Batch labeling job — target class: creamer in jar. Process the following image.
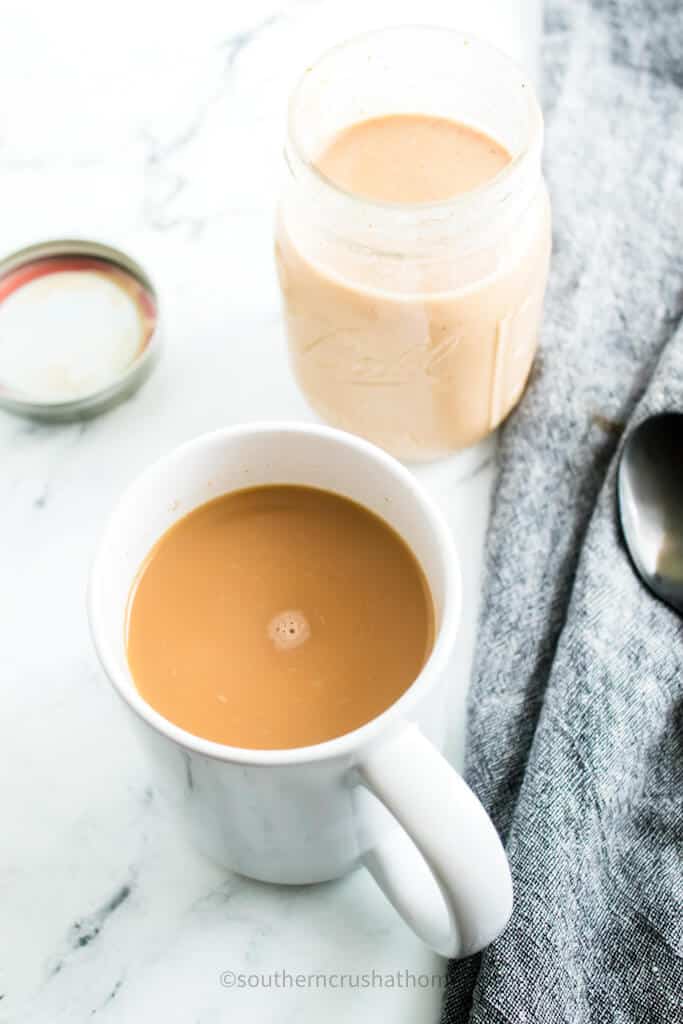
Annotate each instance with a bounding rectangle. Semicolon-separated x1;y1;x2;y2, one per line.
276;28;551;462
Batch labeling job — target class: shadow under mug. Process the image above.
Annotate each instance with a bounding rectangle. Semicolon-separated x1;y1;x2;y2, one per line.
88;422;512;957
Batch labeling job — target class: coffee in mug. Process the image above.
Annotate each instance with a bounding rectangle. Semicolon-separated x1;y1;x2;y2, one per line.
126;484;435;749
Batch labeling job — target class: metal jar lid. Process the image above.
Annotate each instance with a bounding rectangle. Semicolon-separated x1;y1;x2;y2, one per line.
0;239;161;422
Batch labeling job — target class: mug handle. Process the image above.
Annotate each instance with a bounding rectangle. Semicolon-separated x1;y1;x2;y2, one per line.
358;724;512;958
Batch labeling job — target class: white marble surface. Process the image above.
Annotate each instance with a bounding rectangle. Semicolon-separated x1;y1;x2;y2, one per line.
0;2;538;1021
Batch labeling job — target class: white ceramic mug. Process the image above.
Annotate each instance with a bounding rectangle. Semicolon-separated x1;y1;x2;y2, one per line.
88;422;512;957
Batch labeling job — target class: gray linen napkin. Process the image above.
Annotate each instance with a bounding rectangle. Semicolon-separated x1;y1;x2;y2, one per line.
441;1;683;1020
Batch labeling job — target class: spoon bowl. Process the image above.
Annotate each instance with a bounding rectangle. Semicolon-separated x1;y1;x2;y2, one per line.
617;412;683;614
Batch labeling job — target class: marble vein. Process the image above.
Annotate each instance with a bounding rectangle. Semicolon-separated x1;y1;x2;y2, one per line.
141;12;284;237
49;879;135;978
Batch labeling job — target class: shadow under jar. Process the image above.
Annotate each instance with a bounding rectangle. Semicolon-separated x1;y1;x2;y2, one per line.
275;27;551;463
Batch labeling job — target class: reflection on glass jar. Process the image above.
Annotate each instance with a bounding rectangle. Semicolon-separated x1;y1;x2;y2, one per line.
275;27;551;463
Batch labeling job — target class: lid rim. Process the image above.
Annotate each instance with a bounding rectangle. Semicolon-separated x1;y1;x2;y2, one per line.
0;238;157;295
0;238;161;422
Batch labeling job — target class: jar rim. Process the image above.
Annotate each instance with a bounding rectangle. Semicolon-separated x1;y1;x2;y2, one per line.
286;25;543;221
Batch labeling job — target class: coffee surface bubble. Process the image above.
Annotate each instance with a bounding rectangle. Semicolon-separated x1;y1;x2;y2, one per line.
268;609;311;650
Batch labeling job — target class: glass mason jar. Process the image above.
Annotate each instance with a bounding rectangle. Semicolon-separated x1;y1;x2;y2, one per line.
275;27;551;462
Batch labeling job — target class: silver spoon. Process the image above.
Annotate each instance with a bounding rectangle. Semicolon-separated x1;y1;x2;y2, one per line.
617;412;683;614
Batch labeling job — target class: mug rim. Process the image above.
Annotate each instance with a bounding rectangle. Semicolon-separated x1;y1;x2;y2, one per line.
87;421;462;765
